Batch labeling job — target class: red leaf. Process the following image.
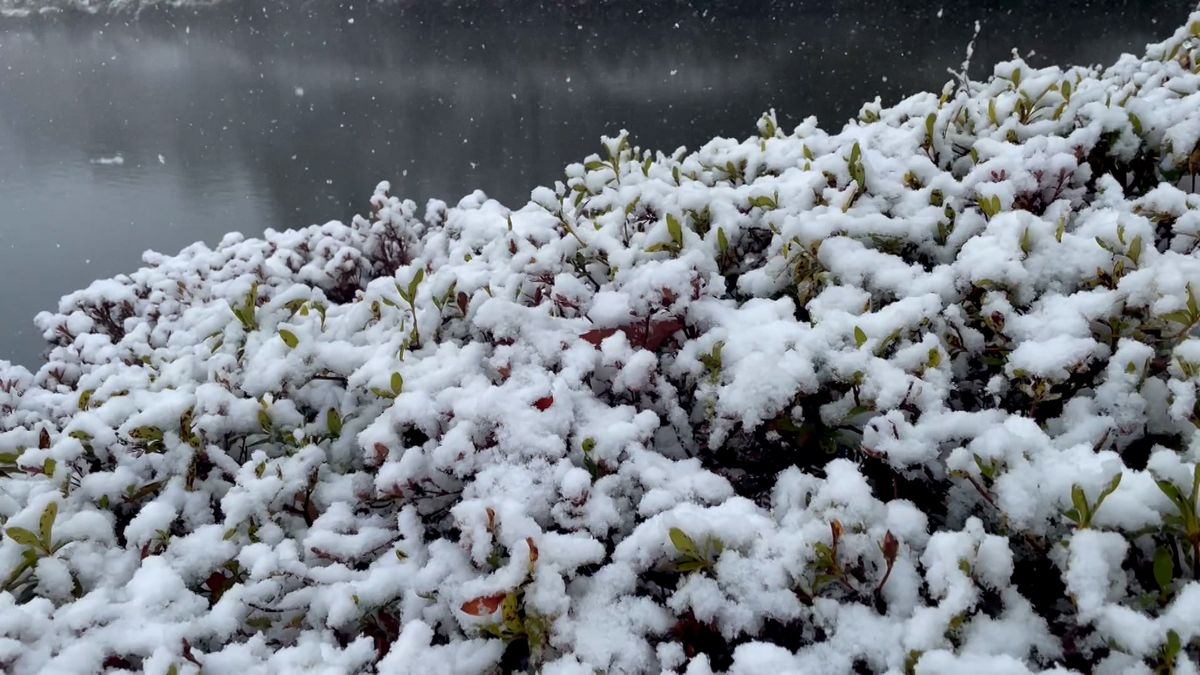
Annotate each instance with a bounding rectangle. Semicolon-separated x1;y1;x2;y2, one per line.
533;396;554;411
460;593;506;616
205;571;228;604
580;328;619;346
527;537;539;566
372;442;389;465
580;318;684;352
181;640;201;667
643;317;684;351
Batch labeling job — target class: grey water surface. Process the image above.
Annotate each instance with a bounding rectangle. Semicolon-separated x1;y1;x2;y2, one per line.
0;1;1194;366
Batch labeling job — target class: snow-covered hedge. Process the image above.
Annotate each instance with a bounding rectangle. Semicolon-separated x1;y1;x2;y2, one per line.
4;15;1200;675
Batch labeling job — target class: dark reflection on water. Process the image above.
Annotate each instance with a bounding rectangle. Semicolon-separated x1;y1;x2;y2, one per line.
0;1;1193;366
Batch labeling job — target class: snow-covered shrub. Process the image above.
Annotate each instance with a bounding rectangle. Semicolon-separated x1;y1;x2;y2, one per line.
3;14;1200;675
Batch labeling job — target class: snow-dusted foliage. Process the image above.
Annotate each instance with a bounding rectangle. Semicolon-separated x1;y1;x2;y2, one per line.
4;15;1200;675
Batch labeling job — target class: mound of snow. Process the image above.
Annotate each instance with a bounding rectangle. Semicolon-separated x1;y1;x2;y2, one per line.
3;13;1200;675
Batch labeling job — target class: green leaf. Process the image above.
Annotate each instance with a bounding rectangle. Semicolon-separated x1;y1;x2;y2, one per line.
327;408;343;437
390;372;403;396
243;281;258;318
1153;546;1174;594
583;160;606;171
408;268;425;303
669;527;699;558
39;502;56;549
854;326;868;348
43;458;56;478
674;560;709;573
1128;111;1143;135
1061;79;1071;101
501;592;521;633
849;142;861;166
927;348;942;368
716;227;729;257
78;389;94;411
5;527;41;549
278;329;299;349
1189;284;1199;318
1165;629;1182;662
1127;236;1143;266
1096;473;1122;508
666;214;683;246
1161;310;1195;325
1070;485;1090;527
1156;479;1186;507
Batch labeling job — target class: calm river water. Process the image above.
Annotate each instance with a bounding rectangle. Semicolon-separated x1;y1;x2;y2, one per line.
0;1;1193;366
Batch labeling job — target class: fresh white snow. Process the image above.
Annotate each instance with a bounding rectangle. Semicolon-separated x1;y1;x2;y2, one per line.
1;12;1200;675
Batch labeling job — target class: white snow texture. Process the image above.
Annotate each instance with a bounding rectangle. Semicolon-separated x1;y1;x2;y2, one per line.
2;12;1200;675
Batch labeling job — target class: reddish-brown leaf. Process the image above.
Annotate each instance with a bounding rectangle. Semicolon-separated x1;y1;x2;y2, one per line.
39;428;50;449
882;530;899;564
643;317;685;351
205;571;228;604
527;537;539;567
372;442;389;465
460;593;506;616
181;640;201;667
581;318;684;352
580;328;619;346
533;396;554;411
